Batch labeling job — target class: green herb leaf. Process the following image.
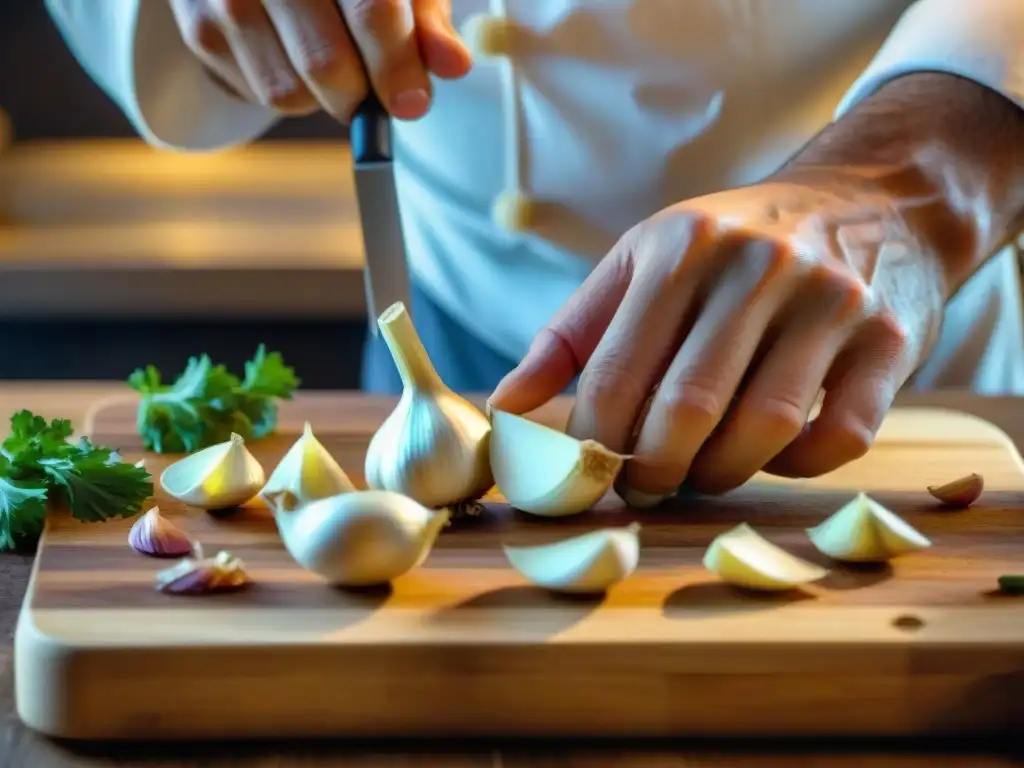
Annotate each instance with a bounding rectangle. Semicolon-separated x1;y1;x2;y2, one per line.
0;456;49;551
0;411;154;551
129;346;298;453
41;452;153;524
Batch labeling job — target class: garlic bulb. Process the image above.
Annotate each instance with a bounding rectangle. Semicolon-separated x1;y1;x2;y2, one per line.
807;492;931;563
128;506;194;557
156;548;249;594
274;489;450;586
364;302;493;508
503;523;641;594
160;433;265;510
260;422;355;513
489;409;623;517
704;523;828;592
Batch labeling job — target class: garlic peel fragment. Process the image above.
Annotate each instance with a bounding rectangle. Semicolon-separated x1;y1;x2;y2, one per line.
489;409;622;517
364;302;493;508
807;492;931;563
160;432;265;510
704;523;828;592
128;506;194;557
260;421;355;512
503;522;641;594
156;548;249;594
274;489;449;587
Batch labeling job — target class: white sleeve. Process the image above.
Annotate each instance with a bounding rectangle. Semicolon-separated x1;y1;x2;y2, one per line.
836;0;1024;118
45;0;280;152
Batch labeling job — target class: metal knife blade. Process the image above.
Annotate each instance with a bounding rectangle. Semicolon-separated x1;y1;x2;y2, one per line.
350;95;412;334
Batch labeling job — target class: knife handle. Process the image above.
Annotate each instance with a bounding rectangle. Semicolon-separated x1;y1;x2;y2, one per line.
350;93;392;164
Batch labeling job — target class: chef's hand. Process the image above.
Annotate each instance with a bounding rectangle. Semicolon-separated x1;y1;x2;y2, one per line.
170;0;472;121
488;178;949;502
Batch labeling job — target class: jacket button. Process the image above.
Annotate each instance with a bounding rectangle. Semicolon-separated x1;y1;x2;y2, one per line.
493;190;543;233
461;14;522;59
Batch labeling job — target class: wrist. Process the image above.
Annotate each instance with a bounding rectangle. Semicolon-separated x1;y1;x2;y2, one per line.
776;73;1024;294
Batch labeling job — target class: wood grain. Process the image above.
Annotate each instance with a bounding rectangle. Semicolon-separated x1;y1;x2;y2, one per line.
13;394;1024;743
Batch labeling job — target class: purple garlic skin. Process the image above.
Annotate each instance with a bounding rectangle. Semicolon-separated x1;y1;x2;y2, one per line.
128;506;194;558
156;550;250;595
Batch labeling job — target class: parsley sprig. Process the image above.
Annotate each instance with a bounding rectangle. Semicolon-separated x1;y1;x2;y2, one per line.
128;345;299;454
0;411;153;551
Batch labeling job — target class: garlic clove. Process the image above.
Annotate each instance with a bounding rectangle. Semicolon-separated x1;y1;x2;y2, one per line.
489;409;623;517
128;505;194;558
156;549;249;595
502;522;641;594
703;523;828;592
160;433;266;510
806;492;931;563
364;302;494;509
927;473;983;508
274;489;450;587
260;422;355;512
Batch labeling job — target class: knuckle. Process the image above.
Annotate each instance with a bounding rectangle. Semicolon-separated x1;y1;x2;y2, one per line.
818;420;874;468
751;394;807;438
579;360;647;413
872;314;913;356
658;378;725;426
810;266;870;320
346;0;406;37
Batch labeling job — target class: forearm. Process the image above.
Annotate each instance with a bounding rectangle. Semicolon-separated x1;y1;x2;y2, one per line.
779;72;1024;294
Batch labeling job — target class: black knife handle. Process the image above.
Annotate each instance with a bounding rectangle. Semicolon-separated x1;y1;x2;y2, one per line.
350;93;392;164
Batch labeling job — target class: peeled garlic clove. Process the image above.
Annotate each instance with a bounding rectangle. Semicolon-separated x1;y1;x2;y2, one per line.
489;409;622;517
365;302;494;509
704;523;828;592
807;492;931;563
260;422;355;512
160;433;266;510
156;549;249;595
927;473;983;508
503;522;641;594
274;489;450;587
128;506;194;558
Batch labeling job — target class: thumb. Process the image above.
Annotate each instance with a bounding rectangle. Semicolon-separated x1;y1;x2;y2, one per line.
488;248;633;414
413;0;472;79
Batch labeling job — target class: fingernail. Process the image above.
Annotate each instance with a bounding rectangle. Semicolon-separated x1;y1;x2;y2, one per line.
617;485;672;509
391;88;430;119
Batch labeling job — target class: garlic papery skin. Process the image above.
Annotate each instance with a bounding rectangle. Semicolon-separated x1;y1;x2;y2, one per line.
703;523;829;592
273;489;450;587
503;523;641;594
489;409;623;517
160;433;266;511
128;506;194;558
156;549;249;595
806;492;931;563
364;302;493;508
260;422;356;513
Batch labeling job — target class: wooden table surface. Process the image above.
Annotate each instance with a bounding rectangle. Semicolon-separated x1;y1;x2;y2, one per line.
2;382;1024;767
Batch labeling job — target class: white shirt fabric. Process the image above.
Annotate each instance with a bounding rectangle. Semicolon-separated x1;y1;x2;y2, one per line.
46;0;1024;394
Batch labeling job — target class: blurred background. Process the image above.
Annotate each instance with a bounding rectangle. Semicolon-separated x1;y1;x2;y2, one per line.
0;3;369;388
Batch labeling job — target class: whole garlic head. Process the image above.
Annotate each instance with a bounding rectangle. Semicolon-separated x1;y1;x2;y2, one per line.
260;422;355;512
364;302;493;508
274;489;450;587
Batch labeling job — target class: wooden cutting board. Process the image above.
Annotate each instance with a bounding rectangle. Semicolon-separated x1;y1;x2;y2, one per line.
15;394;1024;740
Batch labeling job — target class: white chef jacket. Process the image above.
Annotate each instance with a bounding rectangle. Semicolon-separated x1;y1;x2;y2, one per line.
46;0;1024;394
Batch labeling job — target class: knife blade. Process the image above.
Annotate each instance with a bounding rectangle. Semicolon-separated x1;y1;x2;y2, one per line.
350;94;412;334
